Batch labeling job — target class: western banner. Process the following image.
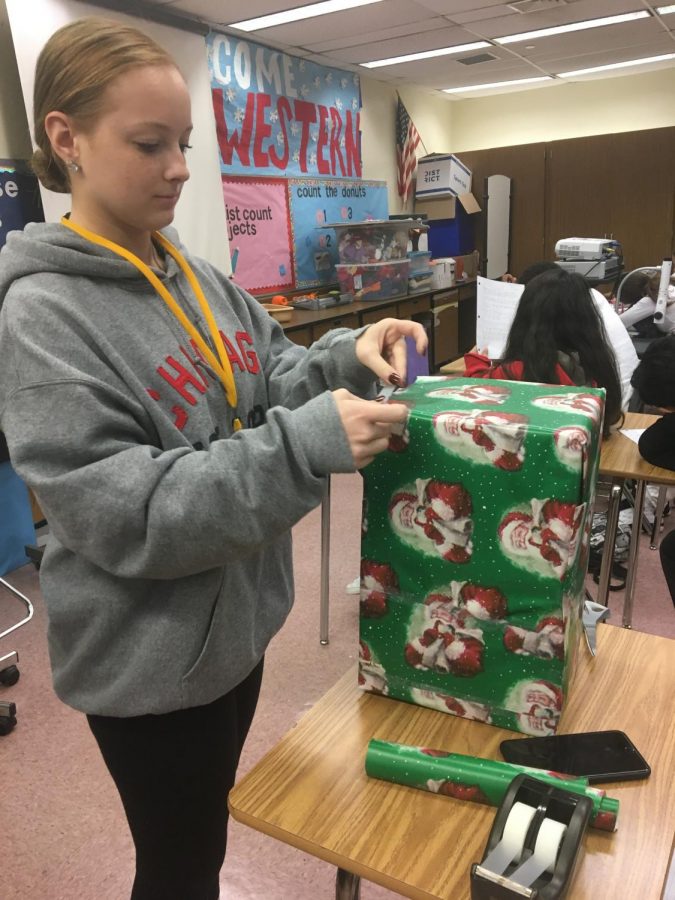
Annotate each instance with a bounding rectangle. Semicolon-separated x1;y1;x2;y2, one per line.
207;32;362;179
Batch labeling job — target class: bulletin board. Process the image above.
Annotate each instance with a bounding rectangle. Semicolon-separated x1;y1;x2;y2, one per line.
0;161;44;248
222;176;294;294
289;178;389;289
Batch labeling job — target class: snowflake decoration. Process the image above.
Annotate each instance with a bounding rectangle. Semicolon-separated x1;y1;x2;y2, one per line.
276;132;285;146
335;97;343;111
325;72;333;84
352;97;360;111
309;152;317;166
269;109;279;123
301;84;311;98
340;77;348;89
310;128;319;143
313;76;321;88
226;87;236;103
292;150;300;163
290;122;301;137
234;107;245;123
352;73;360;86
340;137;346;148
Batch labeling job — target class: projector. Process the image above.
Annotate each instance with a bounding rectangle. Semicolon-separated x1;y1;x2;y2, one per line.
555;238;620;261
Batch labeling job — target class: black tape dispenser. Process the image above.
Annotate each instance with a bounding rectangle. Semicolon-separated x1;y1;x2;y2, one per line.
470;774;593;900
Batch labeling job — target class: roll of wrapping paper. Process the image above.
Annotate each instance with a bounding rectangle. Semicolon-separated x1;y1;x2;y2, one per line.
365;740;618;831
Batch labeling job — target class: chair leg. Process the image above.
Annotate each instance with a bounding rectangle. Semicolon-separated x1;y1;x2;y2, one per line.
320;476;331;646
650;484;668;550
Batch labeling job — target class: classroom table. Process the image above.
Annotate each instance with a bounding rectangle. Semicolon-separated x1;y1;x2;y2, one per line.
597;412;675;626
229;625;675;900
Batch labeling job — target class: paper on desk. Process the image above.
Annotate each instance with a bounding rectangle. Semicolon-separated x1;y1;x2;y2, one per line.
620;429;645;444
476;277;524;359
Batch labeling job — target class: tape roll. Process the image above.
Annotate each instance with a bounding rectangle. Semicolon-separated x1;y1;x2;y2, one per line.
511;817;567;887
481;801;537;875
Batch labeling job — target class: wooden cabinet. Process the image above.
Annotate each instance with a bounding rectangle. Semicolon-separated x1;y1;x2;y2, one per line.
286;327;312;347
398;294;432;319
360;306;395;327
312;313;359;341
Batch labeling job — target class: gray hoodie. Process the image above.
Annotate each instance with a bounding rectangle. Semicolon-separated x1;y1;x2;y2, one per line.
0;223;374;715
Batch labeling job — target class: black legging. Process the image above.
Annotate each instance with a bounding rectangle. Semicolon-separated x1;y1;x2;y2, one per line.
659;529;675;608
87;658;264;900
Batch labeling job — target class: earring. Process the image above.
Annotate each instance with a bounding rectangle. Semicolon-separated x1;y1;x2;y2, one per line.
66;160;80;174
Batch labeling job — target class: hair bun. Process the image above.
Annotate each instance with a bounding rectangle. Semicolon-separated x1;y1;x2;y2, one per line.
31;146;69;194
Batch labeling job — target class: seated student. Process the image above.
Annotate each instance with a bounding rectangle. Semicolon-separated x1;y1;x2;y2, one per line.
500;261;637;409
618;268;675;336
466;267;623;436
630;336;675;608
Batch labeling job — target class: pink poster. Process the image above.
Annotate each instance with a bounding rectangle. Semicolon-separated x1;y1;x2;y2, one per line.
222;176;294;294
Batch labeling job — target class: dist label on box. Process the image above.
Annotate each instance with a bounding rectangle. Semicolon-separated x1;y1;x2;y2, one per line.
416;154;472;199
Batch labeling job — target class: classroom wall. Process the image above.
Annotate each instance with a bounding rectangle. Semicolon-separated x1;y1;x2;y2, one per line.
0;0;31;158
452;67;675;153
360;78;453;216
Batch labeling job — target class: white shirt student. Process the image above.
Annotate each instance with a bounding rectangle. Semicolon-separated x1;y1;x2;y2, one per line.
590;289;639;410
619;286;675;335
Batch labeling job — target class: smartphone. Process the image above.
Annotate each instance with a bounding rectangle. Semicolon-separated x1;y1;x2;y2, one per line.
500;730;651;784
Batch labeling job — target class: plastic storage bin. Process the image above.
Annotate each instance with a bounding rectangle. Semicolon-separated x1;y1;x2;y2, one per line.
408;270;434;293
323;222;410;265
336;260;410;301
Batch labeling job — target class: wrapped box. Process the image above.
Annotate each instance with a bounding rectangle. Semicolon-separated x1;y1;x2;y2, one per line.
336;259;410;301
359;376;604;735
416;154;473;199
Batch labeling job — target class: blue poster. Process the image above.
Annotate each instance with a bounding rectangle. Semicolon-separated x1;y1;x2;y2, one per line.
288;179;389;289
207;32;362;180
0;161;44;248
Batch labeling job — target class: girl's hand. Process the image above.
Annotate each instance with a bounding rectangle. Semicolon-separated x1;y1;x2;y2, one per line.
355;318;428;387
332;389;408;469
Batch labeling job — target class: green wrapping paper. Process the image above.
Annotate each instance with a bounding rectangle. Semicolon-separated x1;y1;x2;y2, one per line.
359;376;604;735
365;740;619;832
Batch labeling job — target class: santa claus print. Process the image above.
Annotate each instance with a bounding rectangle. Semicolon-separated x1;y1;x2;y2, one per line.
426;581;509;620
554;425;590;473
411;687;492;723
433;409;528;471
358;640;389;695
360;560;399;618
505;679;563;735
504;615;565;660
387;418;410;453
389;478;474;563
427;383;510;405
532;392;603;423
498;498;583;580
427;779;490;805
405;595;488;676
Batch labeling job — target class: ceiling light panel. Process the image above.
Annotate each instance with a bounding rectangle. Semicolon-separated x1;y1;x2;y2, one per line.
512;18;661;63
444;75;553;93
362;41;491;68
495;10;650;44
558;52;675;77
656;5;675;13
230;0;384;31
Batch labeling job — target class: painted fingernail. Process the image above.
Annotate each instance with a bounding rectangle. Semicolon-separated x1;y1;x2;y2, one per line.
374;395;386;402
389;373;405;388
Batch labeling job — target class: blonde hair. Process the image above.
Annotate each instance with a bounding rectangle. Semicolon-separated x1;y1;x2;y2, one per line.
32;17;177;193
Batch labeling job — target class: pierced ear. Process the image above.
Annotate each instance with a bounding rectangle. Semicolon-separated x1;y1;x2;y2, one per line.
44;110;78;167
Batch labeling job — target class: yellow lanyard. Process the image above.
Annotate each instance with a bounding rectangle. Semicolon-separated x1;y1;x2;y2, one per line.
60;217;242;430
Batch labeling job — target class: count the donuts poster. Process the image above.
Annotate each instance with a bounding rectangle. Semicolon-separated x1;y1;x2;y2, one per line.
289;178;389;289
222;176;294;294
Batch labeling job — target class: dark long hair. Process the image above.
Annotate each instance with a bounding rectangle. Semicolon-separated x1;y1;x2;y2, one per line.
500;268;622;435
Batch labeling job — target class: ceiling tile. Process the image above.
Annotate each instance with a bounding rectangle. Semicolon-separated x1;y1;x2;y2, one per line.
304;16;446;53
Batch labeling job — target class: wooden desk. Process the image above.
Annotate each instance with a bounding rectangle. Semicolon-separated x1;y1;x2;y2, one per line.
229;626;675;900
276;282;478;369
598;413;675;626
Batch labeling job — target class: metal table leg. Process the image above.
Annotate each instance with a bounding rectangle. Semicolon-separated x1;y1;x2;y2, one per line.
336;868;361;899
650;484;668;550
320;476;331;646
622;479;646;629
596;481;622;607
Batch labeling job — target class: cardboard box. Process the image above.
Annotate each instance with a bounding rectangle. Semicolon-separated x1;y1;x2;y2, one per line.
416;154;473;199
454;250;480;281
415;193;482;220
359;377;604;735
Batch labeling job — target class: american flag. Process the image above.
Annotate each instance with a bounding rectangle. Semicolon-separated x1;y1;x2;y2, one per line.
396;95;421;201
